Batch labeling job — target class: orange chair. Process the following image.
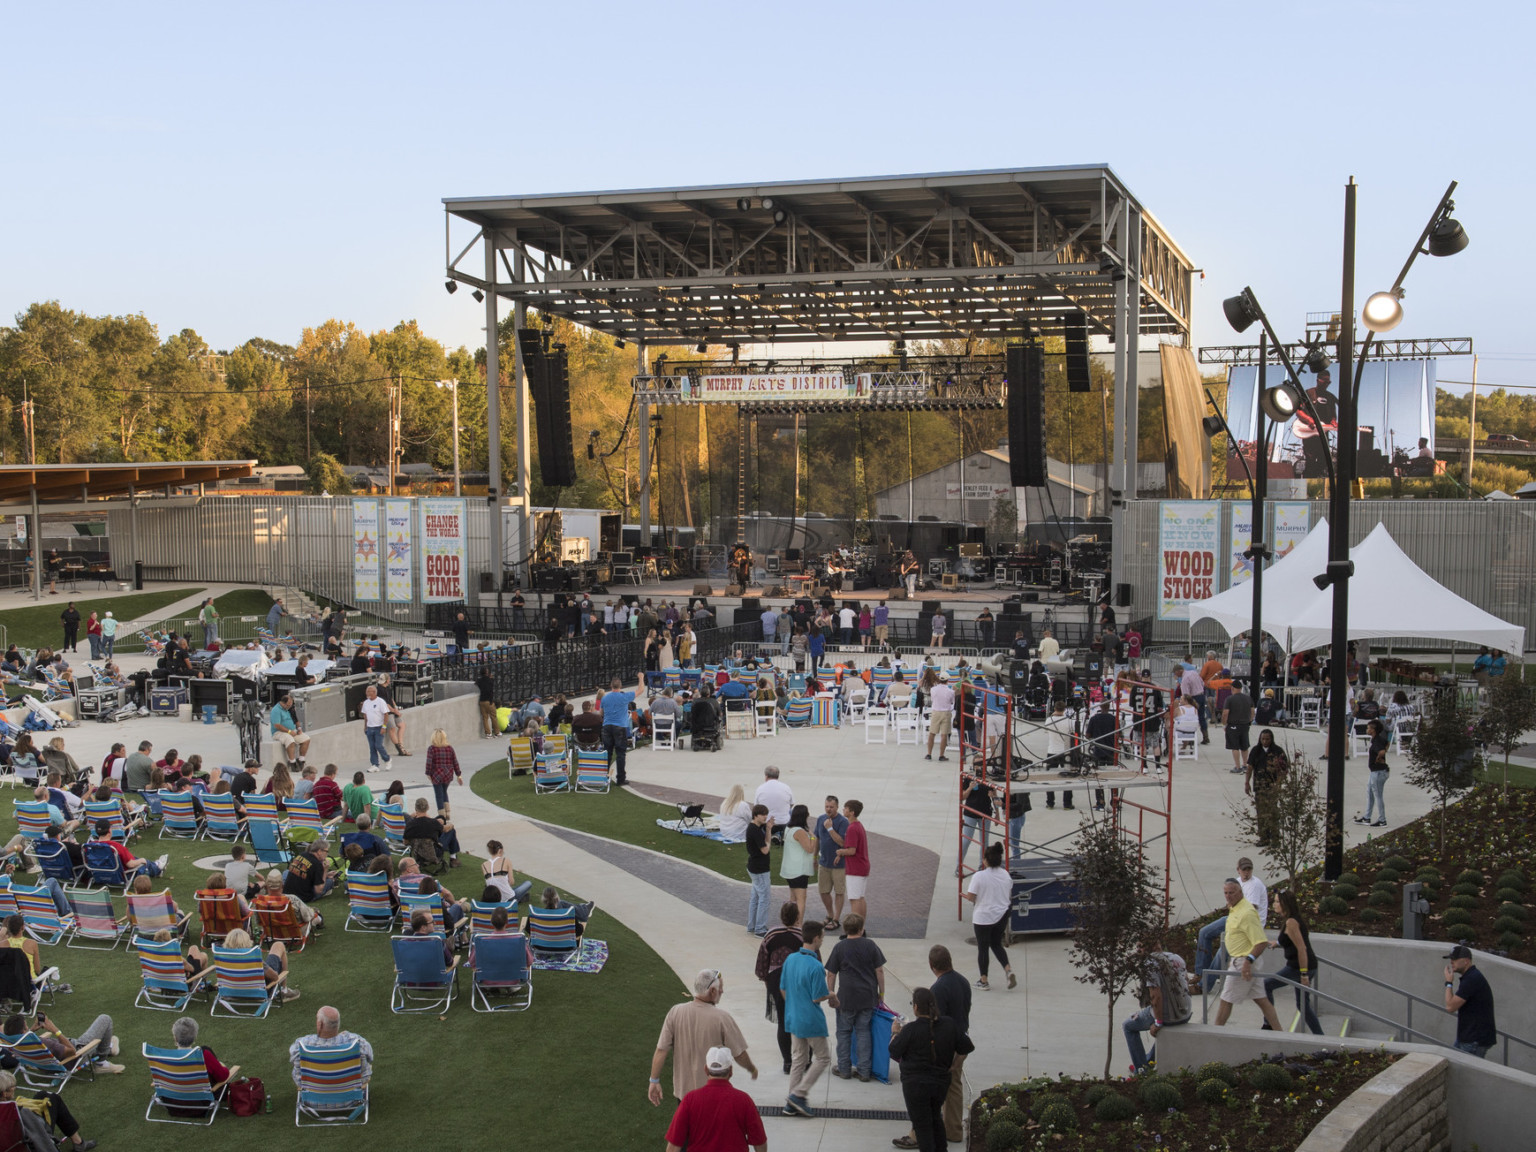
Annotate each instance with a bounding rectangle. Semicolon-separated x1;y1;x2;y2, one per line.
252;894;313;952
195;888;249;947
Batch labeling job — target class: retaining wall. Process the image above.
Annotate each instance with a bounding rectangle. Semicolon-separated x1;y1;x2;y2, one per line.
1296;1052;1448;1152
258;681;480;770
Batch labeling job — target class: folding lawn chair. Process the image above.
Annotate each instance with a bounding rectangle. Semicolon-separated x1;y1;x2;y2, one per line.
134;936;210;1012
398;892;464;946
127;889;190;940
0;1100;24;1152
32;839;87;890
377;804;406;856
344;870;395;933
252;897;313;952
390;934;459;1014
0;1028;99;1092
84;798;140;842
573;748;610;793
11;802;52;844
14;885;73;945
247;819;292;866
542;733;569;761
242;793;286;825
157;793;204;839
783;698;813;728
469;931;533;1012
652;714;677;751
209;944;285;1017
0;879;16;920
293;1040;370;1127
533;753;570;794
507;737;534;777
65;888;129;949
143;1043;239;1125
82;840;144;891
468;900;519;936
525;904;582;960
283;798;339;839
0;941;57;1017
199;794;246;842
675;802;706;831
195;888;249;947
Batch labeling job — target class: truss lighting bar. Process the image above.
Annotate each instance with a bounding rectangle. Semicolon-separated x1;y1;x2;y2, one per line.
1199;336;1473;365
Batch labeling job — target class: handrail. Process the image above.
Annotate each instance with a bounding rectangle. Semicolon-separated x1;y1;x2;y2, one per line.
1197;967;1450;1050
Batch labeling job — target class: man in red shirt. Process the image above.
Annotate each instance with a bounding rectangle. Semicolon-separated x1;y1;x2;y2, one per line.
665;1046;767;1152
836;799;870;925
310;764;344;820
90;821;168;877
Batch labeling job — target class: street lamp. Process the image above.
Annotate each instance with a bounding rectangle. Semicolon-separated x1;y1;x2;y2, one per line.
434;379;461;497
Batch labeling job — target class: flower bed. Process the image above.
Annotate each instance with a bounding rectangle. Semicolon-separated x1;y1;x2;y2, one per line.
970;1050;1399;1152
1166;785;1535;965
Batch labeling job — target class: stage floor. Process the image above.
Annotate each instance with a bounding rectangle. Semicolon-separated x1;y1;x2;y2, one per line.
521;575;1087;610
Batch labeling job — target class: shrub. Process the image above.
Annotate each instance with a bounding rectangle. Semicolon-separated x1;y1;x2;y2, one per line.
1319;895;1351;916
1031;1094;1065;1119
1451;882;1483;897
1337;871;1362;886
1140;1079;1182;1111
990;1106;1027;1129
1384;855;1414;872
1359;908;1384;923
1367;890;1395;907
1037;1099;1078;1133
1496;871;1526;892
1449;894;1481;910
1375;868;1401;884
1197;1062;1239;1087
1441;907;1472;926
1495;888;1524;905
1085;1084;1116;1107
1498;932;1525;951
1095;1093;1138;1123
1494;915;1525;935
1196;1078;1230;1105
1416;866;1442;880
1448;922;1475;941
1332;883;1359;901
1420;886;1441;903
1499;903;1528;922
985;1119;1024;1152
1458;869;1485;886
1249;1063;1294;1092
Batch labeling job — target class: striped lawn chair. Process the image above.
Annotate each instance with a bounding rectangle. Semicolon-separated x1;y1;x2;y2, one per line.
390;935;459;1014
294;1040;371;1126
574;748;610;793
200;794;246;842
33;838;87;890
84;798;139;842
525;905;581;960
783;697;814;727
377;804;406;856
247;819;292;866
195;888;248;947
398;892;463;946
535;742;568;782
542;733;569;761
870;666;895;700
663;668;682;691
252;895;313;952
344;870;394;933
15;884;73;945
469;931;533;1012
396;873;427;898
158;793;203;839
12;801;52;843
65;888;128;949
468;900;519;936
127;890;191;940
141;789;165;821
242;794;286;825
209;944;284;1017
144;1043;239;1125
0;1029;99;1092
507;737;534;777
533;752;570;794
134;937;210;1013
283;798;339;839
680;668;702;690
0;877;16;919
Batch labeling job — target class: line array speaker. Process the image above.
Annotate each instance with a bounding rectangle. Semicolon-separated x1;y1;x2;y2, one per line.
1064;311;1091;393
519;331;578;487
1007;344;1046;488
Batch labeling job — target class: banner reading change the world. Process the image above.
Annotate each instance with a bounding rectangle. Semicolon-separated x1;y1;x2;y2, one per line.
421;497;467;603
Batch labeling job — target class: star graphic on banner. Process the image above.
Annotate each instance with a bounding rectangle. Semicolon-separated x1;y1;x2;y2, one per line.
355;533;378;561
387;538;410;562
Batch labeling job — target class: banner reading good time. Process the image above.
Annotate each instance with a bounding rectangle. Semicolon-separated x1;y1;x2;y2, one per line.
421;497;467;603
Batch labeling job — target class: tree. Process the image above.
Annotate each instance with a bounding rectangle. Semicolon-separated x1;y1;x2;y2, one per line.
306;451;352;495
1476;676;1536;791
1068;815;1165;1080
1405;692;1478;853
1227;741;1333;889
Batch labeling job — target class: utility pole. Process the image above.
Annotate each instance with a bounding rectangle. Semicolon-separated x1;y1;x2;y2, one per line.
1464;354;1478;490
305;378;312;460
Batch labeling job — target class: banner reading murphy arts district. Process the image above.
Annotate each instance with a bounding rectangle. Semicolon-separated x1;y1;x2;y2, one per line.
1229;503;1254;586
1272;501;1312;560
352;498;380;602
1158;500;1221;621
385;498;413;602
421;497;467;603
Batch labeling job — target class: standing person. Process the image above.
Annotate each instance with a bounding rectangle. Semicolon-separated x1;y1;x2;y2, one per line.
358;685;393;772
1211;877;1283;1030
86;611;102;660
835;799;869;924
1244;729;1288;846
813;795;848;930
789;626;808;673
825;912;886;1082
199;598;220;647
807;626;825;679
929;609;947;650
925;673;955;762
1264;890;1323;1035
1355;719;1390;828
976;607;995;649
893;945;973;1149
888;986;972;1152
601;673;647;787
957;777;992;874
99;611;118;658
760;604;778;647
900;550;920;598
963;843;1016;990
266;597;288;634
873;600;890;650
745;805;774;937
1195;857;1267;991
647;970;757;1108
780;804;816;925
1178;657;1208;744
475;668;497;739
756;902;803;1076
1042;699;1076;811
857;604;871;649
1443;945;1497;1058
450;611;470;654
663;1047;767;1152
59;602;81;652
780;919;832;1118
838;603;856;646
1122;950;1192;1073
424;729;463;818
1221;684;1253;773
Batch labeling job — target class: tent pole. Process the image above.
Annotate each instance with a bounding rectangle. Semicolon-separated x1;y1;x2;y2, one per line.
1449;642;1455;678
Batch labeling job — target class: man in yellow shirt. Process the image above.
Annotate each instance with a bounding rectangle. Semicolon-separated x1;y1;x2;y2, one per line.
1212;879;1282;1028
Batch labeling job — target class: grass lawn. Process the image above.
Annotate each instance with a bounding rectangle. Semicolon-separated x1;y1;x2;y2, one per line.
0;589;202;650
11;824;685;1150
473;758;778;881
210;589;276;620
1476;759;1536;790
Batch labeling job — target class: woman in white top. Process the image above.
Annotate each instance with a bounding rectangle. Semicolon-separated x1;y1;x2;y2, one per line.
963;842;1016;990
481;839;517;902
716;784;752;840
779;804;817;923
658;631;675;671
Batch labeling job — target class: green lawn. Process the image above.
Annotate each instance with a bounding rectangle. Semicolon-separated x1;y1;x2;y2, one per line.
13;827;686;1150
473;758;777;881
1476;759;1536;789
0;589;202;650
211;589;276;619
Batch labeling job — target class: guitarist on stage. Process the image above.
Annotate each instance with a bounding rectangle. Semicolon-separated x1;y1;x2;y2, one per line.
1293;369;1339;480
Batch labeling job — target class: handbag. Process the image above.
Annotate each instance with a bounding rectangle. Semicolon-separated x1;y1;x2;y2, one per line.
228;1076;266;1116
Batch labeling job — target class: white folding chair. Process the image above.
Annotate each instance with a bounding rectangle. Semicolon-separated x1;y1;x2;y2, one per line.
1393;717;1418;755
1173;724;1199;761
755;700;778;738
653;714;676;751
847;690;869;723
864;704;889;744
894;705;922;746
1348;718;1373;758
1299;697;1322;732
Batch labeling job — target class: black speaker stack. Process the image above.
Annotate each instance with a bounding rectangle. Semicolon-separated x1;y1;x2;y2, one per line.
1007;344;1046;487
518;330;578;487
1064;311;1091;393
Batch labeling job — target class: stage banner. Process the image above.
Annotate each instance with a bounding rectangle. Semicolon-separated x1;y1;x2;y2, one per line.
694;373;851;401
421;497;467;603
945;482;1014;500
352;499;380;602
1157;500;1220;621
1229;503;1254;586
385;498;413;602
1272;501;1312;560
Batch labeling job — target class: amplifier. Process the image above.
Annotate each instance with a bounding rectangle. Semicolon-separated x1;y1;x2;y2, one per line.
187;678;232;719
149;686;187;716
395;661;435;681
77;686;128;717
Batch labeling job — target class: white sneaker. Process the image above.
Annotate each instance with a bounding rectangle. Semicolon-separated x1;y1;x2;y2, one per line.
154;855;169;873
96;1061;125;1074
109;1036;120;1056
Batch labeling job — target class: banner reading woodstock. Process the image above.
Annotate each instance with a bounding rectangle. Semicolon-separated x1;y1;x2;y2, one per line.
693;373;853;401
420;498;467;603
352;499;380;602
1272;501;1312;559
1158;500;1221;620
385;498;413;602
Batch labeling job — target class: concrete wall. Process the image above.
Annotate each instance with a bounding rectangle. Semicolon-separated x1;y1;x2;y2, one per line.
258;681;480;768
1297;1053;1448;1152
1158;1027;1536;1152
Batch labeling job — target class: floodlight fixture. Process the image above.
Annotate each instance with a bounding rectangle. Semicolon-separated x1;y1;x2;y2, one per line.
1201;414;1226;438
1222;288;1262;333
772;209;787;224
695;341;708;353
1312;559;1355;591
1259;382;1303;424
1361;290;1404;334
736;198;751;211
1302;346;1330;374
471;288;484;303
761;197;775;211
444;280;457;295
615;336;627;349
1427;212;1469;257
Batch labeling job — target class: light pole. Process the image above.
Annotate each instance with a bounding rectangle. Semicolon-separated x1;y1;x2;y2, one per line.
435;379;461;497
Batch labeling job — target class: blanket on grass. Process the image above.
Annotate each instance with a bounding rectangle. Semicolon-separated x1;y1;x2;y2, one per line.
532;938;608;973
654;818;744;844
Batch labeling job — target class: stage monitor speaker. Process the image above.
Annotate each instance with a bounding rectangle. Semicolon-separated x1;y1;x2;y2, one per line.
1007;344;1046;487
1009;660;1030;695
725;584;743;596
1023;591;1039;603
693;584;713;597
921;600;942;614
886;588;907;600
739;597;761;614
1064;311;1091;393
1116;582;1132;607
519;332;578;488
479;572;496;594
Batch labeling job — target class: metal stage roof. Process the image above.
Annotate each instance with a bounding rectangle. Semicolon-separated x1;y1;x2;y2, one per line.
444;166;1194;346
0;462;256;508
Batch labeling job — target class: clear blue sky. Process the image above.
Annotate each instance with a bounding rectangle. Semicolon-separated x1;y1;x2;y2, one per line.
4;1;1532;393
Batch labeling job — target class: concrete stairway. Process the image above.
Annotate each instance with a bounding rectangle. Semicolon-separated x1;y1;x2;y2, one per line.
275;586;324;622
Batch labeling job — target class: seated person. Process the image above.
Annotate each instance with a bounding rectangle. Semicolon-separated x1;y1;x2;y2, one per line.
288;1006;373;1086
196;871;252;933
166;775;206;817
650;688;682;731
403;797;460;869
254;869;323;931
407;908;458;971
2;1008;122;1074
545;694;571;730
168;1014;233;1095
536;885;594;939
1254;688;1286;727
292;765;318;802
0;913;65;994
341;772;375;825
514;695;546;731
716;784;752;839
309;764;344;820
220;928;300;1001
154;928;209;983
228;761;261;818
283;840;335;904
91;782;146;831
886;670;913;709
468;905;530;970
9;736;41;786
41;739;83;789
0;1065;95;1149
717;677;753;707
341;813;389;865
1172;698;1200;736
154;749;186;778
87;822;167;878
414;875;468;938
569;700;604;747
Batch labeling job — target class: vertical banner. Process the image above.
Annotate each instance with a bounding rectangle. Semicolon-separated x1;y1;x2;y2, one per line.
1272;502;1312;560
421;497;467;603
352;499;380;601
1229;503;1255;585
1157;500;1221;620
385;498;413;602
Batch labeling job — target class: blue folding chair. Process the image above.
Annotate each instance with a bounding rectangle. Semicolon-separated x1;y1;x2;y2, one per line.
143;1043;238;1125
469;932;533;1012
0;1029;98;1092
525;904;582;960
209;945;285;1018
83;839;143;891
390;934;459;1013
247;819;291;866
134;936;210;1012
158;793;203;840
200;794;246;843
293;1040;370;1126
32;838;87;889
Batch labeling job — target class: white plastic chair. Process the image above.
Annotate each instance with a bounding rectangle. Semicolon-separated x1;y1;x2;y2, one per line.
848;690;869;723
653;714;676;751
755;700;778;738
1393;717;1418;754
894;706;922;746
1348;719;1374;758
1173;722;1199;761
864;704;889;744
1299;698;1322;732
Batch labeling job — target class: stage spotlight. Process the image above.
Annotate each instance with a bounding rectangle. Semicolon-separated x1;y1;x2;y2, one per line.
471;288;484;303
1259;382;1303;424
1427;212;1469;257
444;280;457;295
761;197;775;210
1361;290;1403;333
1202;414;1226;438
615;336;627;349
1222;288;1262;333
736;197;751;211
1302;346;1330;374
696;341;708;353
772;209;787;224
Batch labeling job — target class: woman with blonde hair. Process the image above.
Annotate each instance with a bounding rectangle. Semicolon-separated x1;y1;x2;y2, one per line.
264;761;295;809
424;728;463;817
717;784;752;840
221;927;299;1001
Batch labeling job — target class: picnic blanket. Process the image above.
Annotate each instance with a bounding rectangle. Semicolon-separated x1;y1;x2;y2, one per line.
532;939;608;974
654;818;745;844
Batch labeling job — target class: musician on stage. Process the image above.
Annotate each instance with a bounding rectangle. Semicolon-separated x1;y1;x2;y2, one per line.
899;550;920;598
1293;369;1339;479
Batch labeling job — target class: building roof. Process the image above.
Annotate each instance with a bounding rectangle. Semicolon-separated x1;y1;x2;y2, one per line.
0;462;255;508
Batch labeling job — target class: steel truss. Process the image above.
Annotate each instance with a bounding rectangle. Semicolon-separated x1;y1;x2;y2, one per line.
1199;336;1473;365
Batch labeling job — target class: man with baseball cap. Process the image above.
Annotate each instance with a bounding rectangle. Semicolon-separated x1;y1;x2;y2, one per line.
664;1045;767;1152
1443;945;1497;1058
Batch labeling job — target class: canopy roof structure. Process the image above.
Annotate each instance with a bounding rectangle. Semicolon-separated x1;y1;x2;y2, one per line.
0;462;256;510
1186;520;1332;636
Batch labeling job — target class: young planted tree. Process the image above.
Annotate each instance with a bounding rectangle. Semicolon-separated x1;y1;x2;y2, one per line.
1476;675;1536;791
1068;814;1165;1080
1228;741;1333;890
1405;692;1478;854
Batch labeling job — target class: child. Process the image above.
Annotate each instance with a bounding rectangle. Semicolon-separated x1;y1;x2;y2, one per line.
224;844;259;899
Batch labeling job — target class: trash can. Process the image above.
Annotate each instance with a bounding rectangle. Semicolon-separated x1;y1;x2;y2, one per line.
134;560;144;590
